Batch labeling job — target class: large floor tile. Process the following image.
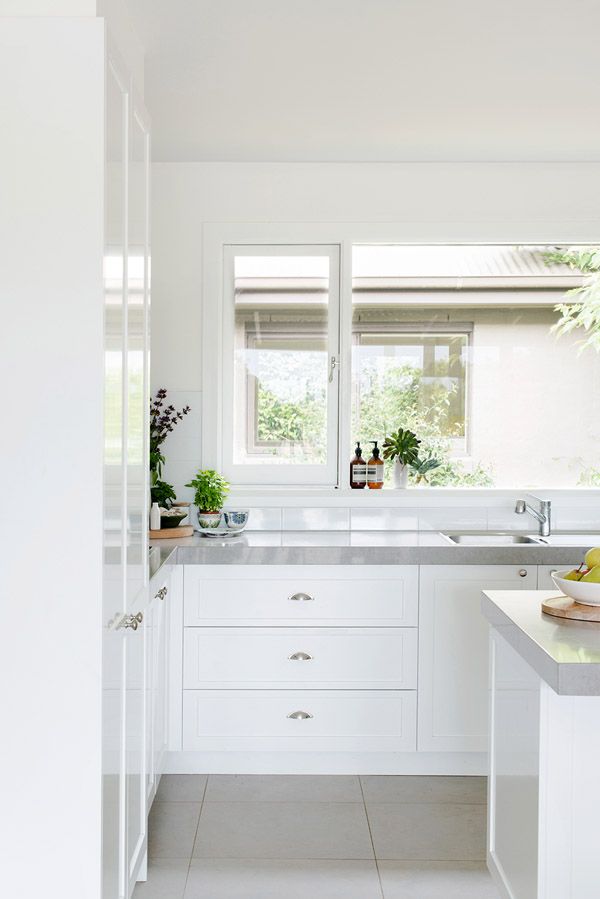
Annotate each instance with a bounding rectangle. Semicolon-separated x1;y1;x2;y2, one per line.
205;774;363;803
193;800;374;860
133;859;189;899
148;802;202;859
378;860;499;898
157;775;208;802
184;859;382;899
367;802;486;861
361;776;487;805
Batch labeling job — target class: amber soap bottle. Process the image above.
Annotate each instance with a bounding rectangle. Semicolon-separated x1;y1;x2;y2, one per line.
367;441;384;489
350;442;367;488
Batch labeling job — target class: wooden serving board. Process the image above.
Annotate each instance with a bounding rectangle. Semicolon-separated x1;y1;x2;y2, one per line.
542;594;600;622
149;525;194;540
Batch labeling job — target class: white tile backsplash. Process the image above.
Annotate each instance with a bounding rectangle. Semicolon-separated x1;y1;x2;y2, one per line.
243;508;283;531
418;507;487;531
282;507;350;531
553;506;600;530
350;508;420;531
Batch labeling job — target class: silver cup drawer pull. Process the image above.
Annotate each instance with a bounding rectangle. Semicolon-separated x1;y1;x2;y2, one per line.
287;710;313;720
288;651;313;661
288;592;315;602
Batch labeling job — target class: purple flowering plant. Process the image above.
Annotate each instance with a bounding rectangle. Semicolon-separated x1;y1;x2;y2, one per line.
150;388;190;507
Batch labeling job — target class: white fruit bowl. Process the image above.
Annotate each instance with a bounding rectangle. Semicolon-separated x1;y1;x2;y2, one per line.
551;569;600;606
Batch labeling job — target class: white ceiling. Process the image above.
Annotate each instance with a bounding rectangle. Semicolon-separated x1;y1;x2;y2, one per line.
126;0;600;163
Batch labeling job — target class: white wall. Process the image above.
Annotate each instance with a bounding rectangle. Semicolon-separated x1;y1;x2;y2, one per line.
151;161;600;498
0;17;105;899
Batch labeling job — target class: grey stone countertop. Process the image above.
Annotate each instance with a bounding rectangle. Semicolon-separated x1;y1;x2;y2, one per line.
149;530;588;569
482;590;600;695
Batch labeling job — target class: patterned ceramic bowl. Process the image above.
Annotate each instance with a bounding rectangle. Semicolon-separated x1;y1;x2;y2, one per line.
223;510;250;532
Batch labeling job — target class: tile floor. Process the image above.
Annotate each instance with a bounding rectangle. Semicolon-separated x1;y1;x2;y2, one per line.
134;775;500;898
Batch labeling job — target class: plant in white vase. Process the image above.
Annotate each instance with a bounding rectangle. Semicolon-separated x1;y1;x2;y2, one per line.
382;428;421;489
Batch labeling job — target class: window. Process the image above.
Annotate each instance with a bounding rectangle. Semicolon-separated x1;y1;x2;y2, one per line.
221;246;340;485
352;325;470;454
208;237;595;489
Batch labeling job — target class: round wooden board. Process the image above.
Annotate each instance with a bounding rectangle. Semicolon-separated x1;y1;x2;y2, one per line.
542;594;600;622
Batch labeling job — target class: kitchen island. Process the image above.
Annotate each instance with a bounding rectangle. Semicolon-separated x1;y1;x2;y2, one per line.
482;590;600;899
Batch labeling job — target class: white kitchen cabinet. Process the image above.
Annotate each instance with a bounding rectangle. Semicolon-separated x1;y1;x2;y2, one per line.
179;564;419;766
537;563;580;589
124;589;148;897
418;564;534;753
145;568;172;806
184;564;418;626
183;689;417;753
102;44;152;899
183;627;418;690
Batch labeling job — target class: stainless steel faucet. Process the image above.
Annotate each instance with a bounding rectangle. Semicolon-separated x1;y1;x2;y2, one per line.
515;495;551;537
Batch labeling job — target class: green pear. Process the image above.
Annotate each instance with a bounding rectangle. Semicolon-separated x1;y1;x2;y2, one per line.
581;566;600;584
585;547;600;569
563;568;587;581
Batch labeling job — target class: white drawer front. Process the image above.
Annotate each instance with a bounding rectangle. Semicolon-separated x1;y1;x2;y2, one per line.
183;627;418;690
183;565;418;626
183;689;417;752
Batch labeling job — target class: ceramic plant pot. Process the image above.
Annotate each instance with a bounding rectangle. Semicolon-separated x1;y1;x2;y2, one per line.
392;459;409;489
197;510;222;529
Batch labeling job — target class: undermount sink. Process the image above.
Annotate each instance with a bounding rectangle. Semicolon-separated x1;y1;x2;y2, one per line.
442;531;542;546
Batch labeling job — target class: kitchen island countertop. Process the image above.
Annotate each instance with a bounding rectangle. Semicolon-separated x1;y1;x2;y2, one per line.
482;589;600;695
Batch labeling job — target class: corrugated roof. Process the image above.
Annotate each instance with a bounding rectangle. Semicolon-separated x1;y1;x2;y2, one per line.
351;245;587;279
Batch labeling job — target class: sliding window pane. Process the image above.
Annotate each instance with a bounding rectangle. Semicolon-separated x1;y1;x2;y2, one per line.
352;244;599;488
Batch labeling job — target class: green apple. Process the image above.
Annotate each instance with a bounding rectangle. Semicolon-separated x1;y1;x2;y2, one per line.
585;547;600;569
563;568;586;581
581;565;600;584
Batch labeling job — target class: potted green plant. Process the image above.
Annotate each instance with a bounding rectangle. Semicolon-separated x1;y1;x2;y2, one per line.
382;428;421;488
411;453;441;485
185;469;230;528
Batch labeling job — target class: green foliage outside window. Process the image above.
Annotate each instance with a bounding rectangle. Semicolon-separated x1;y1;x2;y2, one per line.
254;359;493;486
544;248;600;485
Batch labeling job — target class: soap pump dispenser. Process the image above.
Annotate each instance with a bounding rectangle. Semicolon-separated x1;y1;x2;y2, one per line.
367;441;384;489
350;442;367;489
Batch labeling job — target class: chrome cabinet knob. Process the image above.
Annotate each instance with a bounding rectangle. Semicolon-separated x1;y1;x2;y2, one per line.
118;611;144;631
518;569;528;578
288;651;313;661
287;710;313;720
288;592;315;602
156;586;168;601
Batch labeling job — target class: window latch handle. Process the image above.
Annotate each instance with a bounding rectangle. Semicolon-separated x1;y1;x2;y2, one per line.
329;355;339;383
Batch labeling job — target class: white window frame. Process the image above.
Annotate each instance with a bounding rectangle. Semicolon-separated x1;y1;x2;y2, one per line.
205;237;342;486
203;224;590;491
